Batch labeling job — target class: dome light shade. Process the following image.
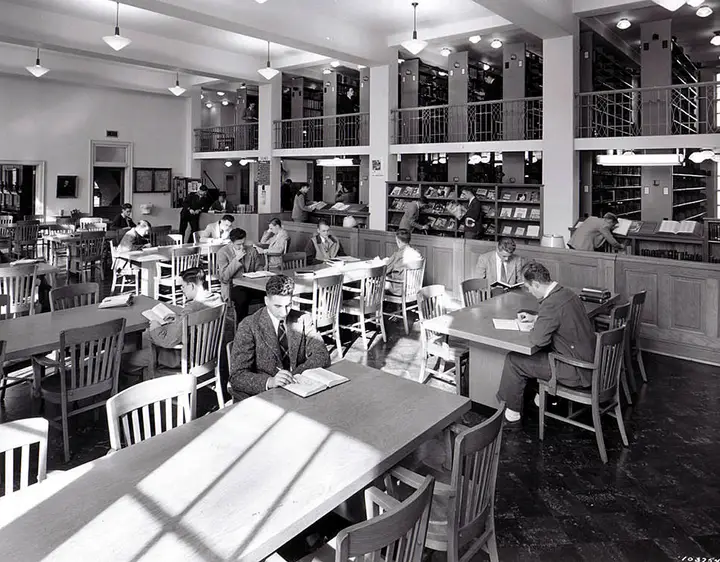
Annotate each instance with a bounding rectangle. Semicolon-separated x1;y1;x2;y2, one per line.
483;63;490;71
712;32;720;46
224;161;233;167
168;73;186;96
469;35;481;44
440;47;452;57
697;6;713;17
330;60;340;68
258;41;279;80
26;48;49;77
490;39;503;49
616;19;631;30
401;3;427;55
103;2;131;51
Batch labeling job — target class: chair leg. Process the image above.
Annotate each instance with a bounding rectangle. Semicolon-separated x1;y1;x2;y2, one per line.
214;372;225;410
637;348;648;383
0;372;7;402
538;389;546;440
334;324;343;359
402;301;409;335
621;365;633;405
625;347;638;393
591;403;608;463
615;403;629;447
378;311;387;343
419;353;428;384
359;315;368;350
486;526;499;562
111;270;118;294
61;399;71;463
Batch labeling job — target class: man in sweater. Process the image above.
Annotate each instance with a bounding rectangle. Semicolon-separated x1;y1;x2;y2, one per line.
568;213;623;252
497;262;596;424
398;193;428;233
110;203;136;229
292;185;311;222
117;220;152;252
304;220;346;265
216;228;259;321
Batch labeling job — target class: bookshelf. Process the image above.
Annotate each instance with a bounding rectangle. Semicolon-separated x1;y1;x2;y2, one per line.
592;165;642;219
387;181;542;242
672;166;709;222
671;40;699;135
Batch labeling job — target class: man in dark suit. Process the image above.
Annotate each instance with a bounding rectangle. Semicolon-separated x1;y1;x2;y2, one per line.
179;185;210;243
498;262;596;424
110;203;136;229
229;274;331;400
460;190;483;239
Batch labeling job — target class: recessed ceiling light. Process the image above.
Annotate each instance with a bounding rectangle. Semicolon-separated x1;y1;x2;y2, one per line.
205;102;213;108
616;18;631;30
483;63;490;71
221;99;229;106
398;58;405;64
469;35;481;44
711;32;720;46
357;64;366;69
697;6;713;17
687;0;705;7
255;0;269;3
322;68;332;75
490;39;503;49
330;60;340;68
438;70;448;76
440;47;452;57
217;91;225;96
224;161;233;167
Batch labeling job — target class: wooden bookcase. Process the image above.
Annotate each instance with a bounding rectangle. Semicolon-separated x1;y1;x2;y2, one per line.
387;181;543;243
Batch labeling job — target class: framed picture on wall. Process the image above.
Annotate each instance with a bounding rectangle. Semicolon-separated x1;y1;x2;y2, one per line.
56;176;78;198
133;167;172;193
153;169;171;192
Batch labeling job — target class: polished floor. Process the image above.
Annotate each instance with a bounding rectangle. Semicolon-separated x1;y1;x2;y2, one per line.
1;287;719;561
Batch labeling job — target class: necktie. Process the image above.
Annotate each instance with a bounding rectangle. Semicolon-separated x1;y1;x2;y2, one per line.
278;320;290;370
500;261;508;283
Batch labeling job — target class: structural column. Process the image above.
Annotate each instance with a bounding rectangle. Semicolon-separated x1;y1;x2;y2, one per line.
359;67;371;204
542;34;578;239
258;72;282;213
184;89;202;178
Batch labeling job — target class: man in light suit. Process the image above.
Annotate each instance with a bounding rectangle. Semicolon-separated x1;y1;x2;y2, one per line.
255;218;289;269
198;214;234;243
475;237;527;286
216;228;259;322
229;274;331;400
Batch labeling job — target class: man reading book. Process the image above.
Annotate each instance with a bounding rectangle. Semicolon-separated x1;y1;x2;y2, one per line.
568;213;623;252
304;220;346;265
229;274;331;401
475;238;527;288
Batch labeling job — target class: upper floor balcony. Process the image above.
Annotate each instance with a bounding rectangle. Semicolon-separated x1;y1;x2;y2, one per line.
273;113;369;150
194;123;259;153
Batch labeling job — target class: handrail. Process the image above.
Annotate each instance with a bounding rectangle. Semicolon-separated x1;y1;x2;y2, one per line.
274;112;369;124
577;80;720;97
273;112;369;149
392;96;543;112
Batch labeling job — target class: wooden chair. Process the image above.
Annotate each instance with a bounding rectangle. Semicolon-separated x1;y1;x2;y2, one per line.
24;215;43;221
67;231;106;282
385;405;505;562
151;304;227;410
272;475;435;562
538;326;629;464
168;234;183;245
155;246;201;304
416;285;469;396
604;302;633;404
105;375;197;453
109;240;140;295
0;215;13;250
149;225;172;247
78;217;105;230
224;341;234;408
0;294;7;318
282;251;307;270
50;283;100;311
36;318;126;462
384;259;425;335
206;249;222;293
295;273;345;358
0;417;49;497
0;263;39;317
192;231;202;245
461;278;490;307
263;236;290;271
628;291;648;384
340;264;387;350
10;220;40;259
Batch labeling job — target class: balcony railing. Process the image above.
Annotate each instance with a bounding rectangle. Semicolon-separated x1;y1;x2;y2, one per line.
390;97;543;144
273;113;369;149
194;123;259;152
576;81;720;138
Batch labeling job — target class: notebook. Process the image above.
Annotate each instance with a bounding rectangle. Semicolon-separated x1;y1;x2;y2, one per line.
490;281;523;291
492;318;533;332
243;271;275;278
283;368;350;398
141;303;176;325
11;258;41;265
98;294;134;309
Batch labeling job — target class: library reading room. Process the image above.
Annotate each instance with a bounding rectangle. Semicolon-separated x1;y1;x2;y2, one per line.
1;0;719;561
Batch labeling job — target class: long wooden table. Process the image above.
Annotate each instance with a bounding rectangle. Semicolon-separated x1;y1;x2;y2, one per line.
0;361;470;562
423;288;618;408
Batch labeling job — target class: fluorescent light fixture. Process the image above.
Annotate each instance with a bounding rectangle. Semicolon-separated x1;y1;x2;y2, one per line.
712;32;720;46
224;161;233;167
26;47;49;78
483;63;490;71
469;35;481;44
330;60;340;68
258;40;279;80
616;18;631;30
468;154;481;165
103;1;131;51
322;68;332;75
317;158;357;167
438;70;448;76
651;0;686;10
221;99;229;106
688;150;716;163
596;152;683;166
401;2;427;55
697;6;713;17
687;0;705;7
490;39;503;49
440;47;452;57
168;72;186;96
239;159;256;166
398;58;405;64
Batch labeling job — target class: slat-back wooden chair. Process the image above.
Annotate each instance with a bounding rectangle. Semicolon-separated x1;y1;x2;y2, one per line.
50;283;100;311
416;285;469;396
78;217;105;230
340;264;387;350
68;231;106;283
151;304;227;410
155;246;201;304
0;263;38;318
206;249;222;293
539;326;630;463
606;302;632;404
149;225;172;247
384;259;425;335
263;236;290;271
628;291;648;384
0;417;49;497
282;251;307;271
385;405;506;562
168;234;183;246
0;215;13;250
105;375;196;453
294;273;345;358
461;278;490;307
11;220;40;259
109;240;140;295
36;318;126;462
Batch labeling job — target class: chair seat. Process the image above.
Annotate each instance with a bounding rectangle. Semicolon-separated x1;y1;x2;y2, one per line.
295;538;338;562
384;293;418;305
427;337;469;361
341;297;375;314
538;380;592;405
40;372;113;402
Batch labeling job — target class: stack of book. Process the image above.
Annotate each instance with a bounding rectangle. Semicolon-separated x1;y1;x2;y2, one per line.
579;287;611;304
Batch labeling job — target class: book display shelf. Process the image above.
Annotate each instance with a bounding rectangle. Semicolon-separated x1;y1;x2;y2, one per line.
704;219;720;264
387;181;543;243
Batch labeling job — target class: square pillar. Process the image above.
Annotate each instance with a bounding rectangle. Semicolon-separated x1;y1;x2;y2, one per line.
258;72;282;213
185;89;202;178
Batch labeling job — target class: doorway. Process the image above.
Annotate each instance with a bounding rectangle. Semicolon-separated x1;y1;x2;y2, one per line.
93;167;125;219
1;164;37;220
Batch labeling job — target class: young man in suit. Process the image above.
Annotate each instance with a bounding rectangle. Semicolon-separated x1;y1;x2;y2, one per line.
117;220;152;252
229;274;331;400
475;237;527;286
568;213;623;252
304;219;346;265
216;228;259;321
498;262;596;424
398;193;428;233
255;218;289;269
110;203;136;229
198;214;234;243
179;185;210;243
209;191;235;213
460;190;483;239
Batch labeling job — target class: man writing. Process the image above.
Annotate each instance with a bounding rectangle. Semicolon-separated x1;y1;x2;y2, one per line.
229;274;331;400
110;203;136;229
304;220;346;265
117;220;152;252
216;228;259;322
475;238;527;287
198;214;234;243
179;185;210;243
568;213;624;252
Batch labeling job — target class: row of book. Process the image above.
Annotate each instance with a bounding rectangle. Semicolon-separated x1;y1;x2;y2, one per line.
498;207;541;220
500;225;540;238
389;185;540;203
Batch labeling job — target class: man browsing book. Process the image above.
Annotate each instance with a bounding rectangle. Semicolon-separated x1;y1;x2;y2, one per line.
568;213;623;252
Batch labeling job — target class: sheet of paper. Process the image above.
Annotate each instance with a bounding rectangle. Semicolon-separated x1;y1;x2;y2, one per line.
493;318;520;331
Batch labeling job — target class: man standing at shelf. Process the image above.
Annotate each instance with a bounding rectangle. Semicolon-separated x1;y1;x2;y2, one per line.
399;193;429;233
460;189;484;239
292;185;311;222
568;212;623;252
179;185;210;243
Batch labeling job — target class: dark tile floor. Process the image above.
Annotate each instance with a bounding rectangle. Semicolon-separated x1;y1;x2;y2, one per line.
2;284;719;562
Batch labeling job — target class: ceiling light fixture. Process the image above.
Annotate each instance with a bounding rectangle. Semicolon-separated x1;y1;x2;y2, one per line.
697;6;713;17
440;47;452;57
255;0;269;3
258;40;280;80
651;0;686;11
26;47;49;78
205;102;213;108
168;72;186;96
687;0;705;7
357;64;366;69
221;99;229;106
688;149;720;163
469;35;481;44
401;2;427;55
483;63;490;71
103;1;131;51
330;60;340;68
317;157;357;167
224;161;233;168
217;91;225;96
398;58;405;64
712;32;720;46
617;18;631;30
490;39;503;49
239;159;256;166
322;68;332;75
468;154;481;165
596;151;683;166
438;70;448;76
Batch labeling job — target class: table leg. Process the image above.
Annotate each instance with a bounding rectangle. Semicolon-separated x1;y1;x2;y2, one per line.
31;361;43;415
468;343;508;409
139;264;156;298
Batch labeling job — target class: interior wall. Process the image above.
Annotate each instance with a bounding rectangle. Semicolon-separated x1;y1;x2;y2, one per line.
283;159;309;183
0;74;187;218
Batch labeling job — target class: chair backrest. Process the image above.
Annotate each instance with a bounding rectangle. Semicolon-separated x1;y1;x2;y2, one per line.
0;294;8;319
181;304;226;377
105;375;197;452
282;252;307;270
609;302;631;329
192;231;202;245
24;215;42;221
50;283;100;311
58;318;126;395
400;259;425;301
12;221;40;246
356;264;387;314
311;273;344;329
592;326;626;400
417;285;450;343
461;278;490;307
55;217;74;226
171;246;202;275
79;217;104;226
336;476;434;562
168;234;183;246
0;215;13;237
72;231;106;262
0;264;38;317
0;417;49;497
628;291;646;344
447;404;505;555
206;249;220;282
150;225;172;247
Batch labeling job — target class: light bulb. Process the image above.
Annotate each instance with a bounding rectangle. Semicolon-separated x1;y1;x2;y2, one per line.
616;19;631;30
221;99;229;106
224;161;233;168
697;6;713;17
323;68;332;75
483;63;490;71
490;39;502;49
440;47;452;57
469;35;481;44
205;102;213;108
711;33;720;46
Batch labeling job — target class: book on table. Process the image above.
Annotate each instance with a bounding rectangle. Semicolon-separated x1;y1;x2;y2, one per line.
282;368;350;398
492;318;533;332
99;294;135;309
243;271;275;278
142;303;176;325
490;281;524;291
656;220;701;235
612;218;634;237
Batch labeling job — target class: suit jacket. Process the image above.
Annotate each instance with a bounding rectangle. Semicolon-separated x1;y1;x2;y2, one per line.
260;228;290;268
209;200;235;213
568;217;621;251
475;251;527;285
182;192;210;218
199;221;229;242
530;285;596;386
229;308;331;399
461;197;483;237
216;243;259;301
398;201;423;232
304;234;345;265
110;214;136;229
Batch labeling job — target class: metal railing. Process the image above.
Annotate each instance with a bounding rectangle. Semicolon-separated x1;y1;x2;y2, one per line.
576;81;720;138
390;97;543;144
273;113;369;149
194;123;259;152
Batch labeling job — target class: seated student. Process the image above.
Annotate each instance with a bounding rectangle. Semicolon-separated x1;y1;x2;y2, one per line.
123;268;223;371
117;220;152;252
229;274;331;400
304;220;346;265
209;191;235;213
198;214;234;243
475;237;527;286
255;218;289;269
384;229;422;294
568;213;623;252
216;228;260;321
110;203;136;229
498;262;596;424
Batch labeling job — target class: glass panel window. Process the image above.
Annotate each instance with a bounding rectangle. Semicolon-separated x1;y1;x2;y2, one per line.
94;145;127;164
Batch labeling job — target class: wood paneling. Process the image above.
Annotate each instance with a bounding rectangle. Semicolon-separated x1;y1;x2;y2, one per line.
625;270;658;326
670;277;704;332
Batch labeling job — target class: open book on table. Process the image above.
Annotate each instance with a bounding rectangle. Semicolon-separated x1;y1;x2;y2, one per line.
612;218;634;237
99;294;134;309
142;303;176;325
490;281;523;291
243;271;275;278
283;368;349;398
656;220;701;235
492;318;533;332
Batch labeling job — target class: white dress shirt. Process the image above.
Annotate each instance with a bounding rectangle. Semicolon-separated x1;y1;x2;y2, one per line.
542;281;558;299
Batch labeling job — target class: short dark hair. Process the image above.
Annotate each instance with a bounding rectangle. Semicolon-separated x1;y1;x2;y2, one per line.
603;212;618;225
266;274;295;297
318;219;329;228
396;229;411;244
269;218;282;228
497;238;516;253
199;185;208;192
121;203;132;211
180;267;207;289
228;228;247;242
137;220;151;229
221;214;235;223
521;262;552;284
219;191;227;197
